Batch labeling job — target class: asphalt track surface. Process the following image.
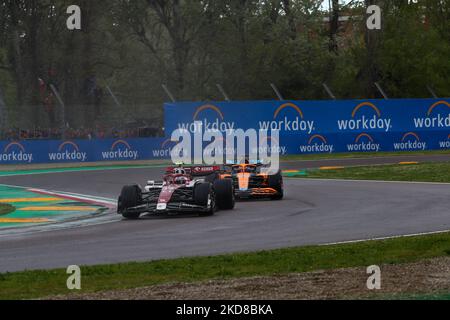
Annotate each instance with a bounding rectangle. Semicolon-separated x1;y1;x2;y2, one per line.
1;154;450;272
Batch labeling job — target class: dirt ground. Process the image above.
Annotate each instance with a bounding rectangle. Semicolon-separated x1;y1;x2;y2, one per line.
49;257;450;300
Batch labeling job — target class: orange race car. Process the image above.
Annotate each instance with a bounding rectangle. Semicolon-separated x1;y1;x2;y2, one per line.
218;161;284;200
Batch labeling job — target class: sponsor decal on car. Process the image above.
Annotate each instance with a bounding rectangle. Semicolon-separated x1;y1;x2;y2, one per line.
156;203;167;210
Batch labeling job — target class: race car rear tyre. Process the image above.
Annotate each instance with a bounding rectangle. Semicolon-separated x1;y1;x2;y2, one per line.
268;171;284;200
119;185;142;219
194;183;216;216
214;179;235;210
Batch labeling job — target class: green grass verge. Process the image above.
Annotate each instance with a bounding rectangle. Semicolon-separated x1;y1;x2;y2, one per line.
281;150;450;161
294;162;450;183
0;203;15;216
1;232;449;300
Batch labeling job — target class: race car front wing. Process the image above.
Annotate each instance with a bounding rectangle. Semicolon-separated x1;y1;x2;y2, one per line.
120;201;212;215
235;187;279;199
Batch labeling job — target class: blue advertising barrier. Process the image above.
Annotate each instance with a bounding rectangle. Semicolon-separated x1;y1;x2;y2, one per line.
164;98;450;155
0;137;176;165
2;98;450;164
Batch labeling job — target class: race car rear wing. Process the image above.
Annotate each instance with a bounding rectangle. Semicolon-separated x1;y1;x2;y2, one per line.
165;165;222;176
224;159;267;166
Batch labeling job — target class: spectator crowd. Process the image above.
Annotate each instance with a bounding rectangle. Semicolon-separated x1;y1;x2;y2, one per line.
1;126;162;141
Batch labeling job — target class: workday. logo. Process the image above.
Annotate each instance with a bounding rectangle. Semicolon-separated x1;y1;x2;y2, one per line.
299;135;334;154
102;140;139;160
438;134;450;149
347;133;380;152
259;103;315;134
0;142;33;163
393;132;426;151
414;100;450;130
177;104;235;133
152;138;178;158
250;135;287;156
204;136;234;158
337;102;392;132
49;141;87;162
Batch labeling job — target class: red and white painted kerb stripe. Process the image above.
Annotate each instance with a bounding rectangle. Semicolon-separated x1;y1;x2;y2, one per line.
28;188;116;209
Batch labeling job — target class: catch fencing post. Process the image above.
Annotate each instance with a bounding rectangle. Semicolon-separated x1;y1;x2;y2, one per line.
49;84;66;139
270;83;285;101
323;83;337;100
0;86;6;138
105;83;122;108
216;84;231;102
427;85;438;99
162;84;177;103
374;82;389;100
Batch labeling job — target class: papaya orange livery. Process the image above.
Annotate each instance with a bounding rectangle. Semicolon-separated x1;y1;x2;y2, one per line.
222;161;284;201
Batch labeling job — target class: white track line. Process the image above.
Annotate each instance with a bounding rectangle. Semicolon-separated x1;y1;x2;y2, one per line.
28;188;116;208
321;229;450;246
0;183;116;208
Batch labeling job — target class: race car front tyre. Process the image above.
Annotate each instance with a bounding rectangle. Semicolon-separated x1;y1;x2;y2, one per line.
214;179;235;210
205;172;219;183
119;185;142;219
194;183;216;216
268;171;284;200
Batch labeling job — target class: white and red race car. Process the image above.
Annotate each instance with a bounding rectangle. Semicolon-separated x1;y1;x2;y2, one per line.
117;166;235;219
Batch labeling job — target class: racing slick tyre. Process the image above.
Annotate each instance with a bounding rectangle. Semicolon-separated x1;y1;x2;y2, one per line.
118;185;142;219
268;171;284;200
194;182;216;217
214;179;235;210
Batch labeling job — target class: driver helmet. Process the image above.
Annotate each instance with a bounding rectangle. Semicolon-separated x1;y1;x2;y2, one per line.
174;168;186;175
